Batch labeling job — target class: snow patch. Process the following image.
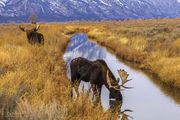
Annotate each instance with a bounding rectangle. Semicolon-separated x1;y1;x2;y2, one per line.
0;0;7;6
99;0;112;6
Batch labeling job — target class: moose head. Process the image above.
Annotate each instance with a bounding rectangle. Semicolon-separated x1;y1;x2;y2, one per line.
19;24;44;45
106;69;132;101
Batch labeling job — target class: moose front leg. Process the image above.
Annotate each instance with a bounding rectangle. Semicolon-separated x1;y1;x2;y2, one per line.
71;80;80;98
97;85;102;102
91;84;102;103
74;81;80;97
70;80;80;97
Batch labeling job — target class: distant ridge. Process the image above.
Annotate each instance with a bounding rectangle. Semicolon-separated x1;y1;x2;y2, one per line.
0;0;180;22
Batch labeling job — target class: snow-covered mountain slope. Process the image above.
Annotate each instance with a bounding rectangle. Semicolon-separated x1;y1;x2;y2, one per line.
0;0;180;22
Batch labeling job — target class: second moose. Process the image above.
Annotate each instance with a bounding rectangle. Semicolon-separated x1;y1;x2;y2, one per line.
19;24;44;45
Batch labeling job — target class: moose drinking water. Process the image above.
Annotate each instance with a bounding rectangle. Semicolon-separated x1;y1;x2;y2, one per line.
70;57;132;102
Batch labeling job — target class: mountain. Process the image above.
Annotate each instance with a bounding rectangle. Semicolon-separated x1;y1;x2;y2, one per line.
0;0;180;22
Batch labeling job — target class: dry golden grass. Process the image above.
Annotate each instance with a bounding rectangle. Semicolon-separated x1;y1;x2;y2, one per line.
0;18;180;119
0;24;117;120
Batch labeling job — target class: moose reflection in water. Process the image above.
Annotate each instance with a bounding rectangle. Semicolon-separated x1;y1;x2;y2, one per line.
108;100;133;120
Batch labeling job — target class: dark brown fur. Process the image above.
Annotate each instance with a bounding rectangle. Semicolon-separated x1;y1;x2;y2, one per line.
70;57;122;101
19;25;44;45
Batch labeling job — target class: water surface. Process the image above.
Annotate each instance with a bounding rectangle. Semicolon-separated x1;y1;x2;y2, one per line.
63;33;180;120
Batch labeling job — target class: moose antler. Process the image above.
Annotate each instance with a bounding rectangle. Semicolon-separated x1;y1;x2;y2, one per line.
118;69;132;89
106;70;121;90
19;25;26;32
106;70;132;91
36;24;40;30
34;24;40;31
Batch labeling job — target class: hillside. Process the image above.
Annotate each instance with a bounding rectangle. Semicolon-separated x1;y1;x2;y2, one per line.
0;0;180;22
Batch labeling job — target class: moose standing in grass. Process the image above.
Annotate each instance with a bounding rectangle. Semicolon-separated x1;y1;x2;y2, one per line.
19;23;44;45
70;57;132;102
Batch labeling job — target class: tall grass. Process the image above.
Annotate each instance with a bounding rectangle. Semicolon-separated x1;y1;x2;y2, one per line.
0;24;116;120
1;19;179;119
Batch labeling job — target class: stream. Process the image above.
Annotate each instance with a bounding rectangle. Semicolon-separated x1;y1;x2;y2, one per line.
63;33;180;120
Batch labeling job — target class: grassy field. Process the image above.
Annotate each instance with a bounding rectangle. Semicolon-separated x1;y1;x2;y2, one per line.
0;24;117;120
63;19;180;89
0;18;179;119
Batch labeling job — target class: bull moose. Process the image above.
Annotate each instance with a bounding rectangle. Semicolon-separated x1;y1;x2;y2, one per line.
70;57;132;102
19;24;44;45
